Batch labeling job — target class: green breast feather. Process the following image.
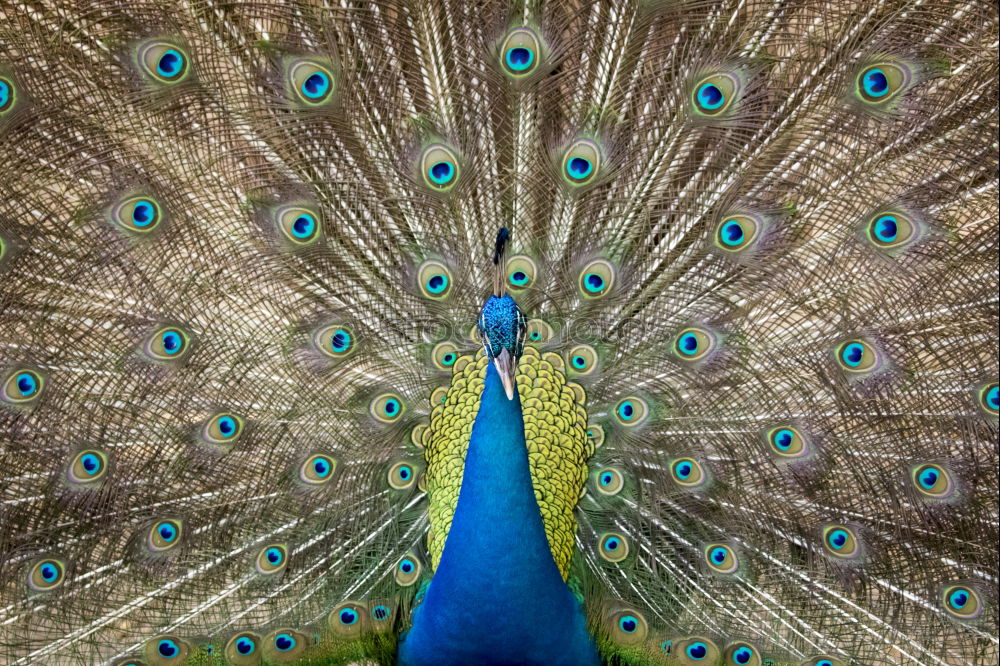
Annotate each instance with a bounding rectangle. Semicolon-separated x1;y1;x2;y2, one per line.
423;347;592;578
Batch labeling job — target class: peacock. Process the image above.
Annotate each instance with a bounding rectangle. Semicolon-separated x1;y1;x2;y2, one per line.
0;0;997;664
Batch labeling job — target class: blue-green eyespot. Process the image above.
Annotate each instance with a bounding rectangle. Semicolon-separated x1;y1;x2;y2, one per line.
2;368;44;405
395;553;422;586
856;62;911;105
146;519;184;552
432;341;460;371
705;543;740;575
287;58;335;106
692;72;741;116
608;608;648;645
593;467;624;496
578;258;615;298
724;641;761;666
866;210;919;251
613;396;648;426
0;76;18;115
66;449;110;486
417;259;453;299
562;139;601;186
144;326;192;362
371;393;405;423
136;41;191;84
506;255;538;290
500;27;542;77
110;195;164;234
566;344;598;376
314;324;355;359
255;544;288;575
28;557;67;592
940;584;983;620
821;524;862;559
387;460;417;490
714;214;761;252
910;463;956;500
274;204;322;246
299;453;337;486
420;144;461;191
598;532;630;562
225;632;261;662
329;601;367;636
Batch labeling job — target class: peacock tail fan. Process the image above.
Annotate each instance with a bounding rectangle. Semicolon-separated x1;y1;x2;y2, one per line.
0;1;997;665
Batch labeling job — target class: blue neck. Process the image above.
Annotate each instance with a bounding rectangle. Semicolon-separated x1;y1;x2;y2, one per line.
399;364;599;666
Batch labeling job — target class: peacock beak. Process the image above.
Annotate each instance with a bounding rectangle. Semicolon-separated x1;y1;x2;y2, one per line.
492;348;517;401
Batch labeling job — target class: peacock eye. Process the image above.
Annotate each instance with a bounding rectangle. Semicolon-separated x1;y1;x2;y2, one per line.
598;532;630;562
618;615;638;633
264;629;308;658
145;326;192;361
314;324;355;359
866;212;918;250
524;318;554;343
767;426;809;458
614;396;648;426
300;453;337;485
835;338;880;373
432;341;460;370
941;584;982;619
726;643;758;666
587;423;605;448
137;41;191;84
670;457;708;488
370;393;405;423
3;369;44;405
593;467;624;495
147;519;183;552
705;544;740;574
225;632;260;660
420;144;461;191
500;27;541;77
288;59;335;105
157;639;179;658
692;72;741;116
608;608;648;644
387;461;417;489
67;449;109;484
911;463;955;499
202;413;245;446
254;544;288;575
978;382;999;416
673;326;717;362
28;558;66;591
566;344;598;375
506;255;538;290
417;259;453;299
329;602;367;636
687;642;709;660
0;76;15;114
821;524;861;559
395;554;422;586
856;62;911;104
110;196;163;234
562;139;602;186
274;205;322;246
714;214;762;253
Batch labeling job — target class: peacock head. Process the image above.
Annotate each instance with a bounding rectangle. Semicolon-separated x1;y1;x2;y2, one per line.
478;228;526;400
